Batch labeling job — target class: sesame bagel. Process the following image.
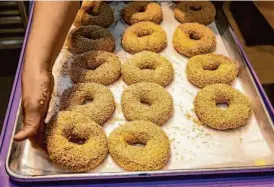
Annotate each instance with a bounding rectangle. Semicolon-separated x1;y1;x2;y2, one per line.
194;84;252;130
122;1;163;25
122;51;174;86
186;54;238;88
46;111;108;172
74;1;114;28
122;21;167;54
68;25;115;54
121;82;173;126
174;1;216;25
71;50;121;85
173;23;216;57
108;120;170;171
60;83;115;125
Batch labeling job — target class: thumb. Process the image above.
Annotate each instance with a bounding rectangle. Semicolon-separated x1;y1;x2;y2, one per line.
29;120;47;151
13;109;42;141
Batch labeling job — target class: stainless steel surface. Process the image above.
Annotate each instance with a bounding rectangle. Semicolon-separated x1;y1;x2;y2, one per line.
6;2;274;181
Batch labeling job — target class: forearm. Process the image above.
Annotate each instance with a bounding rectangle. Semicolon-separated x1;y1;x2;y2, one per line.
15;1;80;141
23;1;79;76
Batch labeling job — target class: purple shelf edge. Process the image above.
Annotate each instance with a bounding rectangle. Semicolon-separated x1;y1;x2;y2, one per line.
1;3;274;187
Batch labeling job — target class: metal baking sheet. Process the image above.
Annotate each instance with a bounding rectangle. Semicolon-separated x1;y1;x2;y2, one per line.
6;1;274;181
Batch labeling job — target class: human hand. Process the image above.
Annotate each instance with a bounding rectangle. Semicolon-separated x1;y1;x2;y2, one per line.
14;70;54;142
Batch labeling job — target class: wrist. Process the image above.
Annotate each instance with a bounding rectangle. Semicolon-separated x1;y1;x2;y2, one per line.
21;65;54;102
22;60;53;78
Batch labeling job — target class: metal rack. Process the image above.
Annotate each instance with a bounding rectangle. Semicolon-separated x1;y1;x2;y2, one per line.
0;1;28;49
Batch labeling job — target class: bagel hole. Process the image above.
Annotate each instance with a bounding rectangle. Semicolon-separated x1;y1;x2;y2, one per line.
140;99;151;107
83;97;94;104
89;63;102;70
216;103;229;110
189;32;201;40
137;30;153;37
137;6;146;13
82;32;99;40
141;101;151;106
189;5;202;11
86;5;101;16
140;65;156;70
203;63;220;71
131;143;145;147
88;59;104;70
125;135;146;147
68;135;88;145
126;140;146;147
63;129;88;145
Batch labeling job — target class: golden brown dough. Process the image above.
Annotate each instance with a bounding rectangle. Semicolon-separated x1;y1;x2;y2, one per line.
60;83;115;125
71;50;121;85
122;1;163;25
74;1;114;28
174;1;216;25
68;25;115;54
194;84;252;130
122;21;167;54
122;51;174;86
108;120;170;171
186;54;238;88
173;23;216;57
121;82;173;126
46;111;108;172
